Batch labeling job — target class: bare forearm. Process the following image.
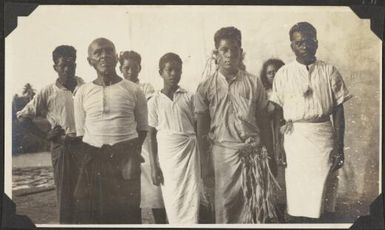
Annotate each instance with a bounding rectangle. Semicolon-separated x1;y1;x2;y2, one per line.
333;104;345;152
330;104;346;171
137;130;147;147
273;105;284;140
196;113;211;167
257;108;273;153
148;127;159;169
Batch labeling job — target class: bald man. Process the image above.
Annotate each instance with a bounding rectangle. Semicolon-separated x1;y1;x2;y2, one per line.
73;38;148;224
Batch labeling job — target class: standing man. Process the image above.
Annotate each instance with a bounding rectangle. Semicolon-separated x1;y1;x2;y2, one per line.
195;27;272;223
119;50;167;224
16;45;84;224
270;22;352;222
74;38;148;224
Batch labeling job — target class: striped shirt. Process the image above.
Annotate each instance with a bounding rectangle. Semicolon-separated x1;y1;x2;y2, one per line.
270;60;352;122
135;80;155;100
74;79;148;147
135;81;155;165
195;70;268;146
16;77;84;135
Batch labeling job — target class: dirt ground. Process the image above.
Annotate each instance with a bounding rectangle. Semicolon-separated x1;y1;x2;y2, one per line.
11;160;374;225
12;185;372;225
13;189;155;224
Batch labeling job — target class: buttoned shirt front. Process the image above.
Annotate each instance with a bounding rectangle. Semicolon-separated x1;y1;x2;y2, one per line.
74;79;148;147
269;60;352;122
195;69;268;146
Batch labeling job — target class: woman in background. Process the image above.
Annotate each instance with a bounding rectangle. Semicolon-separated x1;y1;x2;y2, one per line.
260;58;286;222
260;59;285;97
260;58;286;169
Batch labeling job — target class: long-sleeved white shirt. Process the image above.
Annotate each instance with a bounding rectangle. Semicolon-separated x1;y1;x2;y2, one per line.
74;79;148;147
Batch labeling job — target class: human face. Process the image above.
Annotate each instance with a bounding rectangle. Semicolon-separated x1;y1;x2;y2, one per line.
120;59;141;82
266;64;277;85
160;62;182;88
87;39;118;75
291;31;318;64
216;39;242;74
54;56;76;81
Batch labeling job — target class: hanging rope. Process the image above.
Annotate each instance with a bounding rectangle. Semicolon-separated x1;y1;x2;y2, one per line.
200;51;219;83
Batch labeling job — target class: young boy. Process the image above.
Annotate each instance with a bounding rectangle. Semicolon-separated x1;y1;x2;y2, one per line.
148;53;200;224
119;50;167;224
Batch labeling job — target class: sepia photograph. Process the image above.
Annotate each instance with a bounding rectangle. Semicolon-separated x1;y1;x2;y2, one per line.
3;4;383;228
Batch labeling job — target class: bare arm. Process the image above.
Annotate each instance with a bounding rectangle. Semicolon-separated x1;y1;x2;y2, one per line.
134;87;149;148
256;103;277;176
148;126;163;186
333;104;345;151
196;111;212;180
148;127;158;169
272;103;287;167
137;130;147;148
254;78;274;154
256;104;274;155
331;104;345;171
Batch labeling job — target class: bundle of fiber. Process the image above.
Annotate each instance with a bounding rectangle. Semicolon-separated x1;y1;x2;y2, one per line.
239;144;281;223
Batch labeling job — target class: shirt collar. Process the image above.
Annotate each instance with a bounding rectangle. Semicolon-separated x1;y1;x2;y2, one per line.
159;86;187;98
217;69;242;83
55;79;65;89
295;58;318;70
55;76;82;92
175;86;187;94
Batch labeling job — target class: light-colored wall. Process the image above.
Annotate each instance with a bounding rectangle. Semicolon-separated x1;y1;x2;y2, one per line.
5;6;381;211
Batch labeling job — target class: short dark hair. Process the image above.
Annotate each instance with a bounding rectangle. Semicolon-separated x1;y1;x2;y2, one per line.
260;58;285;89
289;22;317;41
159;52;183;72
118;50;141;66
214;26;242;49
52;45;76;64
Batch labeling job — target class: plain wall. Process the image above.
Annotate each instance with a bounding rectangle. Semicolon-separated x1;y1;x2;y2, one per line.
5;6;381;213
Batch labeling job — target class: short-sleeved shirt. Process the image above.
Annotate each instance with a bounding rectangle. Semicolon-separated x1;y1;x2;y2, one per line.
134;80;155;163
148;87;195;135
269;60;352;122
74;79;148;147
195;70;268;146
16;77;84;135
137;81;155;100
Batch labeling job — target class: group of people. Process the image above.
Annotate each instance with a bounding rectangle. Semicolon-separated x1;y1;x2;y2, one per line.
16;21;352;224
